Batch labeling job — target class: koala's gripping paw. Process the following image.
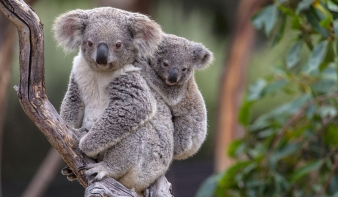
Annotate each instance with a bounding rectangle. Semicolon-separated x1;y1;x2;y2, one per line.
61;165;78;181
73;127;89;139
85;162;110;181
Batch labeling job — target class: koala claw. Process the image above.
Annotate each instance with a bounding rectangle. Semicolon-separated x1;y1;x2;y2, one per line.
61;165;78;181
85;162;110;181
73;127;89;138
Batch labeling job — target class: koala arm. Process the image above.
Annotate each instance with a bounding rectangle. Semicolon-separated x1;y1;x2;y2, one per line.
79;72;156;157
172;79;207;160
60;73;84;129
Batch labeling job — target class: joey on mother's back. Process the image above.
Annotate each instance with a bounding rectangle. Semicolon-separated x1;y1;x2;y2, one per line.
135;33;214;160
53;7;174;193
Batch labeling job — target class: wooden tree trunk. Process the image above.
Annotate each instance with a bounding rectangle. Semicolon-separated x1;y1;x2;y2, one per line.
215;0;265;172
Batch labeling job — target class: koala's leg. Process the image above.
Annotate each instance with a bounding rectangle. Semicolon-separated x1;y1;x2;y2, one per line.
85;137;139;181
60;73;84;129
172;86;207;160
79;73;156;158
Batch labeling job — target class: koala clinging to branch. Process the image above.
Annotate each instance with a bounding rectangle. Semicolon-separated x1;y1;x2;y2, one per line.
53;7;174;193
135;33;213;160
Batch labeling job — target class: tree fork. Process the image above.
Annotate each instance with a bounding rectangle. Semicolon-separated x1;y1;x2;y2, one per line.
0;0;144;196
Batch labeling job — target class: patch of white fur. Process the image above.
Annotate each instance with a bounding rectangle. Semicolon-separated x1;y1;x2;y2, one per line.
72;51;140;129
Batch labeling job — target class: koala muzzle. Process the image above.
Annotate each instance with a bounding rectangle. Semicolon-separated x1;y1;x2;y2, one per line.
168;68;179;83
96;43;109;65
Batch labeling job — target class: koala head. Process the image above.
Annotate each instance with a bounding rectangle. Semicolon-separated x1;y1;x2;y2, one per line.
150;34;213;86
52;7;162;71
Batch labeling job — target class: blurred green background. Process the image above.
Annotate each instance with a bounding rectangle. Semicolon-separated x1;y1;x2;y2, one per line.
0;0;289;196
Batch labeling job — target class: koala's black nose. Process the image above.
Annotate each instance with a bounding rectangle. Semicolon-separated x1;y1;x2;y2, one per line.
96;43;108;65
168;68;179;83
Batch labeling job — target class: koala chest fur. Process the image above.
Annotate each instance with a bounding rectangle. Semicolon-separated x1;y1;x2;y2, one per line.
72;52;139;129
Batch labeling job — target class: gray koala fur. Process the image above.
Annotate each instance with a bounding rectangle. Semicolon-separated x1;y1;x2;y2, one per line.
53;7;174;193
134;33;214;160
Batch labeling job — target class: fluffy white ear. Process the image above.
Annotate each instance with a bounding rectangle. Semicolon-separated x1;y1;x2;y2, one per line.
52;9;88;52
192;44;214;70
128;13;162;58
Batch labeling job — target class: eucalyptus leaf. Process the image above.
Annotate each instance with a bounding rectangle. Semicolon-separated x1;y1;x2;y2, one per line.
270;143;300;164
307;40;328;72
296;0;314;14
318;105;337;118
304;10;329;37
238;99;253;127
319;14;333;29
286;41;303;69
196;173;222;197
247;79;267;101
264;79;288;95
228;139;244;158
272;15;287;47
333;20;338;38
290;160;324;182
252;5;279;36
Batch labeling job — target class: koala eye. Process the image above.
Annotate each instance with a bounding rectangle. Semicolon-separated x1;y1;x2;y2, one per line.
87;40;93;47
115;41;122;49
163;62;169;67
182;68;187;72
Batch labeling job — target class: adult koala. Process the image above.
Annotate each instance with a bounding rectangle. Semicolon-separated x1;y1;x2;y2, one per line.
53;7;174;193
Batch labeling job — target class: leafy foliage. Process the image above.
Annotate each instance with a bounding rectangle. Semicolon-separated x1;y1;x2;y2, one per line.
199;0;338;196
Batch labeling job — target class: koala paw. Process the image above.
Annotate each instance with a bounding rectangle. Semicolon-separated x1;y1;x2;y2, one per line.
61;165;78;181
73;127;88;139
85;162;110;181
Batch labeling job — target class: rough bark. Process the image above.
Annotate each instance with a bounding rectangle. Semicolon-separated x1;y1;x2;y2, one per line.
215;0;265;172
0;0;173;196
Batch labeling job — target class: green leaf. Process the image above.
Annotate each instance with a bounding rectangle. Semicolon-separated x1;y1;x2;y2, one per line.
318;105;337;118
304;9;329;37
238;99;253;127
276;0;288;5
307;40;328;72
247;79;267;101
270;143;300;164
196;173;222;197
271;15;287;47
319;14;333;29
333;20;338;38
228;139;244;158
324;125;338;147
296;0;315;14
264;79;288;95
252;5;279;36
279;5;301;30
328;2;338;12
291;160;324;182
286;41;303;69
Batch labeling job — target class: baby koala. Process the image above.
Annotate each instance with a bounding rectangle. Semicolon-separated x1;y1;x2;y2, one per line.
135;33;214;160
54;7;174;193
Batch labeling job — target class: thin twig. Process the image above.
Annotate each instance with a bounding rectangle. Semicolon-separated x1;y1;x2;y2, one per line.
268;92;338;156
315;154;338;197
